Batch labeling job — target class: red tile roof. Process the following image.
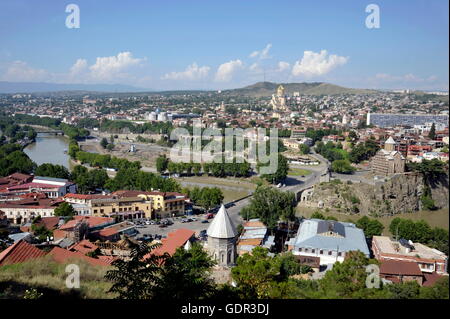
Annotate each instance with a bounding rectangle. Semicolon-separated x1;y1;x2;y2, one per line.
8;182;63;190
63;193;115;200
36;217;60;230
48;247;110;267
58;216;114;230
69;239;99;254
423;272;445;287
148;228;195;258
0;240;47;266
380;260;423;276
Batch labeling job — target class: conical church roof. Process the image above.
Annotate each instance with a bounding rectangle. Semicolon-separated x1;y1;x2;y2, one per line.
206;204;237;239
385;136;396;144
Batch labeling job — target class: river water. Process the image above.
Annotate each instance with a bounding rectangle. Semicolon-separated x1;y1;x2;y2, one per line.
24;133;72;169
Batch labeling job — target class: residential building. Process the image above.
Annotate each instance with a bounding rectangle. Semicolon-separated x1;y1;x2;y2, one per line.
3;176;76;198
0;196;64;224
372;236;448;275
64;192;153;219
113;190;188;219
237;219;274;256
286;218;370;266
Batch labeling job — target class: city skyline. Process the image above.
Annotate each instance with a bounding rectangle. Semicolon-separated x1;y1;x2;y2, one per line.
0;0;448;91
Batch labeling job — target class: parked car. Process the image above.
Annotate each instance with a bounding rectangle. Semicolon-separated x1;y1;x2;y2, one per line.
159;224;167;228
205;213;214;219
181;219;188;223
199;230;207;237
201;220;209;224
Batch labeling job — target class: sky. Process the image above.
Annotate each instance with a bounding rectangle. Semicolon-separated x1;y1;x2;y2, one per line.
0;0;448;91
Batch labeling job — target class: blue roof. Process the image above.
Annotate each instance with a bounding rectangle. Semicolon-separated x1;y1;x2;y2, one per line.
292;219;370;256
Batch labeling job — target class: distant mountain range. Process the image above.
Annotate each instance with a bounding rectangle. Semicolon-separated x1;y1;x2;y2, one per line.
0;80;378;96
0;81;149;94
221;82;378;97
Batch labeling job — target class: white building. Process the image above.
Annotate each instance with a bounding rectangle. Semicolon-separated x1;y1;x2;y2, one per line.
286;219;370;266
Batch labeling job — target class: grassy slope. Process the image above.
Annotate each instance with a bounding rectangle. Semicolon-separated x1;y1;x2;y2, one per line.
0;255;113;299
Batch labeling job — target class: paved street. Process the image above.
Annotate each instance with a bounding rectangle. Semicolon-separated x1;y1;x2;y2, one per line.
135;198;248;239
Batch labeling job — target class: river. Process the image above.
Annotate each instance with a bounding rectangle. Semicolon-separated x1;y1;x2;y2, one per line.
24;133;72;169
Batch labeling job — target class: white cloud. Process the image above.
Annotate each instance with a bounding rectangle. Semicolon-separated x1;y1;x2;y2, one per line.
292;50;348;77
89;51;145;81
249;62;262;73
162;63;210;80
1;60;49;82
277;61;290;72
69;58;88;76
249;44;272;60
214;59;243;82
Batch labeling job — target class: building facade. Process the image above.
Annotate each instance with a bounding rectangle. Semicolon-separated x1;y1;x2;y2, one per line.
206;204;238;267
371;136;406;175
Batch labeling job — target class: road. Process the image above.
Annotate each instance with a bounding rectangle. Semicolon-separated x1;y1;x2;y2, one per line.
136;197;249;238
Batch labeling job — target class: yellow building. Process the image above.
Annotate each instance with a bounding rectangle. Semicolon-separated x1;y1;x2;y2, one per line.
113;190;188;219
63;193;154;219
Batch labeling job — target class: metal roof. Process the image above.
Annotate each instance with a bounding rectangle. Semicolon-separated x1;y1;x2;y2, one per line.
207;204;237;239
292;219;370;256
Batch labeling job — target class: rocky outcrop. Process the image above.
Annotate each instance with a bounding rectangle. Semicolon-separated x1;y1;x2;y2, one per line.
300;172;449;217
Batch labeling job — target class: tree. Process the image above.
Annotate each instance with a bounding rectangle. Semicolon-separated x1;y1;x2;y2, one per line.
331;159;355;174
156;155;169;174
429;123;436;140
419;277;449;299
240;186;295;229
53;202;76;217
105;242;167;299
356;216;384;237
100;137;109;149
231;247;283;298
152;243;217;300
318;251;381;298
259;154;289;184
299;144;310;155
35;163;70;179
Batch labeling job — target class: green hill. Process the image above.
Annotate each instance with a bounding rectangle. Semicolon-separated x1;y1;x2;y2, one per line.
221;81;377;97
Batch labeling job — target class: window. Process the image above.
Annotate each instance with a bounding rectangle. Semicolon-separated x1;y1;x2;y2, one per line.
299;248;302;252
338;252;342;257
320;250;323;255
311;249;315;253
328;251;332;256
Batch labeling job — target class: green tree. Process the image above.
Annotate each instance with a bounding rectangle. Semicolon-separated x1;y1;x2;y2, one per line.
331;159;355;174
105;242;167;299
240;186;295;229
356;216;384;237
259;154;289;184
299;144;310;155
53;202;76;217
428;123;436;140
156;155;169;174
100;137;109;149
153;243;217;300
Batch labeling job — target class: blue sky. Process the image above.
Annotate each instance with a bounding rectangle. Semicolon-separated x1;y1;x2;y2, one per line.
0;0;448;91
